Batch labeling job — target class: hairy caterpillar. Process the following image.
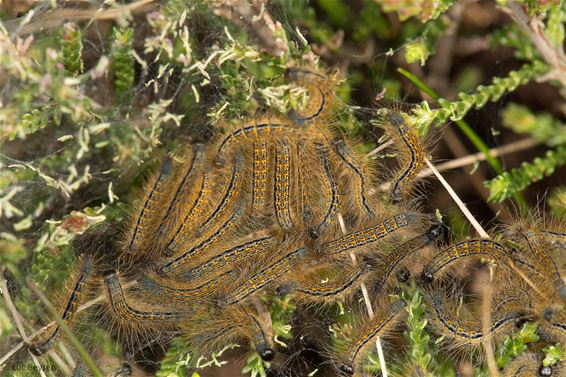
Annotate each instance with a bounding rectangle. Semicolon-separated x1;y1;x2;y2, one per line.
285;67;334;125
509;228;565;299
163;171;210;256
184;306;275;362
156;145;205;241
310;142;340;236
370;221;445;293
17;58;566;377
157;200;245;274
104;272;181;322
181;234;274;281
199;154;244;231
426;291;528;347
212;117;325;166
323;212;421;255
216;122;279;158
125;158;174;255
27;254;94;356
541;230;566;249
490;284;534;316
252;141;269;212
422;239;508;281
219;247;307;307
333;139;375;217
338;299;407;376
383;112;426;204
280;259;373;304
274;141;295;230
502;353;544;377
539;308;566;344
139;269;238;302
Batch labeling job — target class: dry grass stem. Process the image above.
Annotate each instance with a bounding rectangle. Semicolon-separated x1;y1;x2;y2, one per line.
425;158;489;238
366;140;394;158
479;273;499;377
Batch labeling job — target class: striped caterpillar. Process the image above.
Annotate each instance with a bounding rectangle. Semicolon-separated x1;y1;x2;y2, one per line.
337;299;408;376
384;111;426;204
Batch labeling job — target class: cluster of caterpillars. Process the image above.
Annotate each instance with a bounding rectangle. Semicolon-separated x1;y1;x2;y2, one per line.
24;67;566;376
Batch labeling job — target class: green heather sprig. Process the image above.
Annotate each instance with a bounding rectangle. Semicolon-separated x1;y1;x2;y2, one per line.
61;22;84;75
18;105;60;136
545;0;565;49
485;144;566;202
492;24;539;61
111;27;135;107
475;322;539;377
502;103;566;146
403;285;435;376
496;322;539;368
158;339;240;377
405;17;449;65
156;338;195;377
264;294;296;342
0;30;92;140
242;353;270;377
410;61;549;133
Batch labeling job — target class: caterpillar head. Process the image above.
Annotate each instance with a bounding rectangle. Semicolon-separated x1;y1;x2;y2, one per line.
256;343;276;361
425;220;447;242
339;363;354;376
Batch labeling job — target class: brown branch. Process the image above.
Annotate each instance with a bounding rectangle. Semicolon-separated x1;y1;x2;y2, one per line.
506;1;566;88
1;0;156;37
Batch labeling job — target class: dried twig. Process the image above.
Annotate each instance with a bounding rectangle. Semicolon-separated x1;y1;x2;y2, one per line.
1;0;156;37
366;140;394;158
506;1;566;87
0;341;23;371
424;138;539;175
425;157;489;237
479;272;499;377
